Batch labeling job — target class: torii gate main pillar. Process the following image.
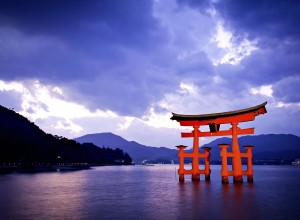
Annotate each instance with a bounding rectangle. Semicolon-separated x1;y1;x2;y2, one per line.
231;121;243;182
171;102;267;183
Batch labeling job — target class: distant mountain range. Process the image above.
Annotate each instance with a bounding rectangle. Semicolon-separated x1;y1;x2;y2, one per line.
75;133;300;164
75;133;178;163
202;134;300;162
1;103;299;166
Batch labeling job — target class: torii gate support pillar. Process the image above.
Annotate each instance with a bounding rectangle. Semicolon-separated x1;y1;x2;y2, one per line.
176;145;187;182
219;144;229;184
243;145;254;182
203;147;212;181
219;143;255;183
176;144;212;182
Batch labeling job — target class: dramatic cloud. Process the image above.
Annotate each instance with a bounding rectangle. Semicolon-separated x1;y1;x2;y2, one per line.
0;0;299;147
214;0;300;44
0;0;172;115
273;76;300;103
180;0;300;100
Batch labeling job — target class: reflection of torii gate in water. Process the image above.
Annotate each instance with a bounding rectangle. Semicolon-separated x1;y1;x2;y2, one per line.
171;102;267;183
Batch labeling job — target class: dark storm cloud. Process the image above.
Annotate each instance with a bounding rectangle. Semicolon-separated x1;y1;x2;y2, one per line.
216;47;300;87
0;27;86;81
180;0;300;103
1;0;298;118
0;0;159;47
212;48;300;106
272;76;300;103
215;0;300;102
214;0;300;44
180;0;300;44
180;0;300;57
177;0;211;14
0;0;165;80
0;0;178;115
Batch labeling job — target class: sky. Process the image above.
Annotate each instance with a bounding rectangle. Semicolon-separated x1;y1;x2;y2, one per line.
0;0;299;148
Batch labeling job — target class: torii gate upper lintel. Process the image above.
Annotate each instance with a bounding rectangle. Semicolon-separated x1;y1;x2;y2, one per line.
171;102;267;183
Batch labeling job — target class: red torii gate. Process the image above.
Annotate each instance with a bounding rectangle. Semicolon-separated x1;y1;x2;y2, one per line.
171;102;267;183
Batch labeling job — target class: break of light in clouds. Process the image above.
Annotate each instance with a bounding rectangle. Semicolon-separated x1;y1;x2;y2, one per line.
0;0;300;148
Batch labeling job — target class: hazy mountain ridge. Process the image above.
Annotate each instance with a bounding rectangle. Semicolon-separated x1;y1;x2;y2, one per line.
75;132;178;163
202;134;300;161
75;133;300;164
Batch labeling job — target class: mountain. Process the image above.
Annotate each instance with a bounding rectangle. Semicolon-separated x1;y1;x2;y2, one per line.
75;133;178;163
0;105;132;165
75;132;300;165
201;134;300;163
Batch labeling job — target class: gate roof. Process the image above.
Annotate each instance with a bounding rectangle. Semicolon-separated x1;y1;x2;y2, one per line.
171;102;267;122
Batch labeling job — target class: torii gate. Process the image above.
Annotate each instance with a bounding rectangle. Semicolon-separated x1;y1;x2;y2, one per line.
171;102;267;183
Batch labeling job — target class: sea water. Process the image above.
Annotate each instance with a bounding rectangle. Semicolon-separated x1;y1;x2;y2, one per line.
0;165;300;220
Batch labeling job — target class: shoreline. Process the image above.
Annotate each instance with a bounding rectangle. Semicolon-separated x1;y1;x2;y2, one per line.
0;162;134;174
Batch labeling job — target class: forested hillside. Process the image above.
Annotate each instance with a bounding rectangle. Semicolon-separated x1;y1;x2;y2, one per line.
0;105;132;165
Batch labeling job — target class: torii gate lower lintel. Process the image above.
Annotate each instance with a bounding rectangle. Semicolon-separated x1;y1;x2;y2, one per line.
171;102;267;183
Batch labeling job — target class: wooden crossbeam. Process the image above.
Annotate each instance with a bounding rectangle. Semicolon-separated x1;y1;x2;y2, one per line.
181;127;254;138
178;112;256;126
182;153;209;158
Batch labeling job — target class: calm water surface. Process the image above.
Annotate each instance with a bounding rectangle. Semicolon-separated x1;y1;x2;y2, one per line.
1;165;300;220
